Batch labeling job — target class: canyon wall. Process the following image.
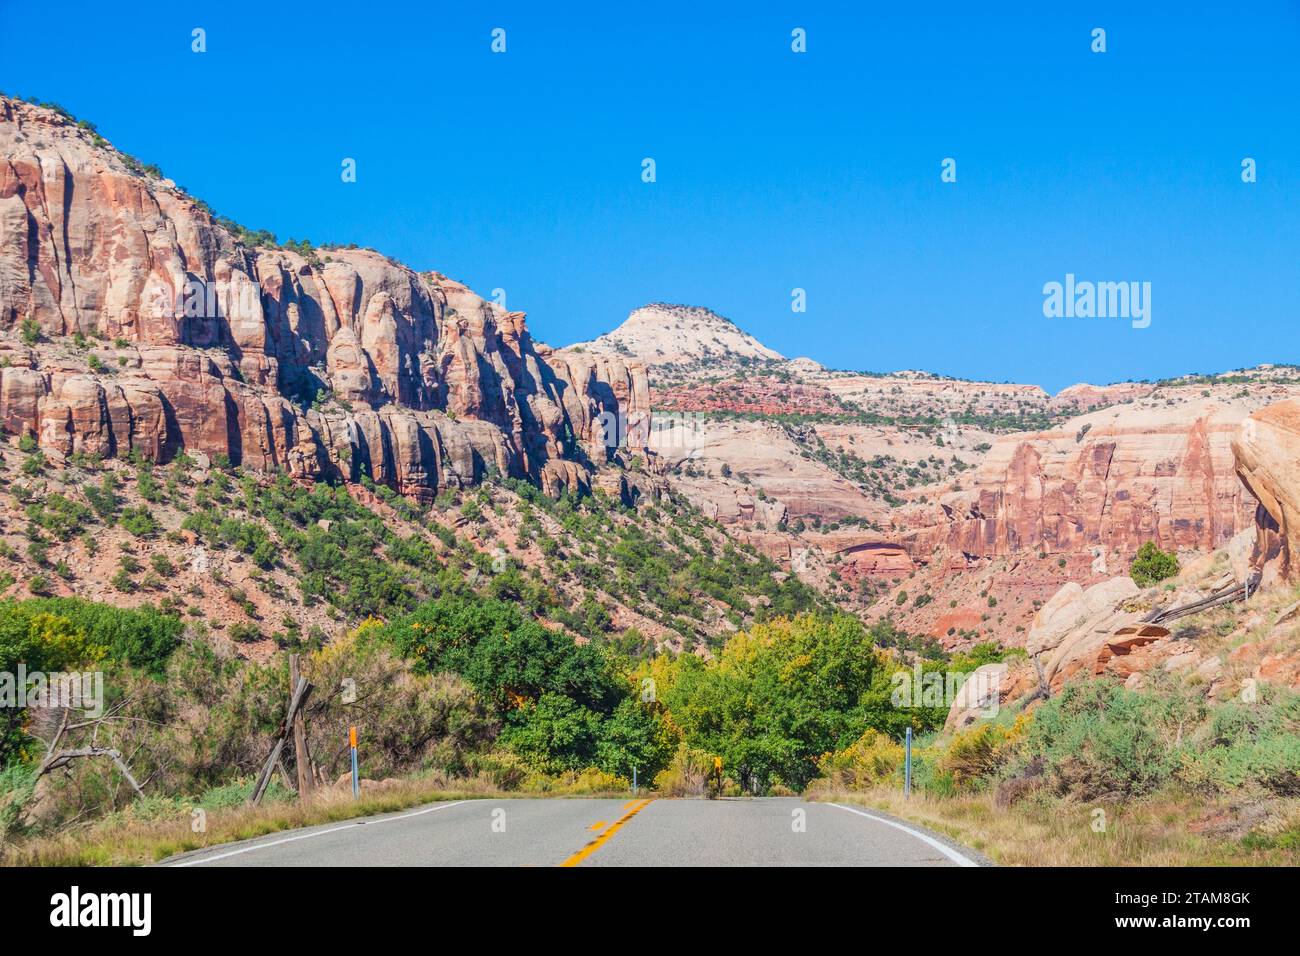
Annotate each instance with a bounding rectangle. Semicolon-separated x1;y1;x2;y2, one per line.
898;397;1273;561
0;98;647;497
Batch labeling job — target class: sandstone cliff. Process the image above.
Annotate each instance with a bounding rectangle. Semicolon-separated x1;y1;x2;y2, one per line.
0;97;648;496
1233;398;1300;584
898;390;1295;561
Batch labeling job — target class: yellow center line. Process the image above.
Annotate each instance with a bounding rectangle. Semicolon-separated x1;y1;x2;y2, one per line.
560;799;654;867
587;820;608;832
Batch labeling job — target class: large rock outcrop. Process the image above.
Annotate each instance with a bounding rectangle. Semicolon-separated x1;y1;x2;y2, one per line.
901;398;1267;561
1233;399;1300;584
0;97;648;497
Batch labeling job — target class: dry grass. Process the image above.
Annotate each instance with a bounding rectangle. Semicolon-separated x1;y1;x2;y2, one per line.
3;769;642;867
815;788;1300;866
1;773;629;867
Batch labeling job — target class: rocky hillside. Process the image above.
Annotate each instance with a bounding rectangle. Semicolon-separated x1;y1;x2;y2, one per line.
577;297;1300;650
0;96;646;499
948;398;1300;727
0;434;830;659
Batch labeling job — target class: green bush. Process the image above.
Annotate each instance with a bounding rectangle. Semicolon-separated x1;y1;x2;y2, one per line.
0;597;181;674
499;692;603;774
1130;541;1179;587
119;506;160;537
1020;679;1202;799
1184;687;1300;795
0;763;38;842
196;774;294;809
661;613;914;792
25;494;92;540
0;607;110;763
374;595;622;718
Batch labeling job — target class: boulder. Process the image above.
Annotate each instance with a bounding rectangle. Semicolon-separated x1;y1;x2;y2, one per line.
1026;576;1143;690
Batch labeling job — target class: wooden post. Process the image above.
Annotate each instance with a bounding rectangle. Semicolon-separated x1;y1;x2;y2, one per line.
276;756;296;794
289;654;314;799
250;676;313;807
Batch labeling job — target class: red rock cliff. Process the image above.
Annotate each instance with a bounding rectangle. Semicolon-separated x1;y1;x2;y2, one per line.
899;395;1283;561
0;98;647;497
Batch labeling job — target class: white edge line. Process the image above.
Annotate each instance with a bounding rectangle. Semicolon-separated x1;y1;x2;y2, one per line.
827;803;981;867
168;800;468;867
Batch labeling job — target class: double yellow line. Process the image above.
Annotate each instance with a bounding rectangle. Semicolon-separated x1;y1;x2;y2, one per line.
559;798;654;867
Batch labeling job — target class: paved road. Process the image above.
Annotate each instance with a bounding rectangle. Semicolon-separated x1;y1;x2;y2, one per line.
165;798;984;867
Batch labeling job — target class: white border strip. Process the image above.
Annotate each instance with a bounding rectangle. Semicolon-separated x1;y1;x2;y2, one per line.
827;803;981;867
168;800;468;867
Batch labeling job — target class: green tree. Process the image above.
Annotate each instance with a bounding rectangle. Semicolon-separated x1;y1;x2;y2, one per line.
500;692;602;774
595;697;677;780
663;613;902;792
0;609;108;763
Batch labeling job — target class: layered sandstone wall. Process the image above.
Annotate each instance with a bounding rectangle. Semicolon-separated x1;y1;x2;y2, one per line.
898;397;1273;561
0;97;647;497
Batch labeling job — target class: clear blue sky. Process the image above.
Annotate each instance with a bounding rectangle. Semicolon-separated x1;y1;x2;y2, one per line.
3;1;1297;391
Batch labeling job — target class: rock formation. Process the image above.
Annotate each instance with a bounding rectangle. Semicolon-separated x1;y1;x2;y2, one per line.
0;97;648;497
1232;398;1300;584
901;397;1266;560
566;302;783;370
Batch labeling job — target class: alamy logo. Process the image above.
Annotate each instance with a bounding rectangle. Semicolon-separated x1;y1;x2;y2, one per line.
50;886;151;936
1;666;103;717
1042;273;1151;329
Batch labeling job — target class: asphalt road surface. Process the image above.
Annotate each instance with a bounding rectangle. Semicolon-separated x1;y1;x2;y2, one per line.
165;798;985;867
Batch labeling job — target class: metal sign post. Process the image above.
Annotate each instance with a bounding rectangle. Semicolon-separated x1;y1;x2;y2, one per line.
349;726;359;800
904;726;913;799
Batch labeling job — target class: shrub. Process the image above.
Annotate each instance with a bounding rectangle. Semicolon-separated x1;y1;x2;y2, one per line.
119;506;160;537
1130;541;1179;587
304;630;497;781
1019;679;1201;800
0;608;110;763
1183;687;1300;796
0;763;38;842
938;716;1027;789
652;744;714;797
196;774;294;809
25;494;92;540
813;729;904;791
227;622;261;642
83;474;121;521
499;692;602;774
0;597;181;673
